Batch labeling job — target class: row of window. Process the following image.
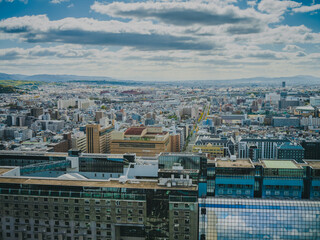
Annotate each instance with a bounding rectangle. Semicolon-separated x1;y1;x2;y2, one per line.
265;190;299;196
2;232;112;240
218;189;251;195
217;184;252;189
1;195;145;207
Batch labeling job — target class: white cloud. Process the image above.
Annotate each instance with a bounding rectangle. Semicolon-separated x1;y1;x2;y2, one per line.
0;0;28;3
293;4;320;13
0;1;319;80
91;1;271;26
283;45;303;51
258;0;301;16
50;0;69;4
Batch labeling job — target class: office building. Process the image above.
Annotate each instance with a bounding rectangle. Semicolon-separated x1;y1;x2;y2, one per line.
0;151;199;240
0;151;320;240
71;132;87;153
212;158;255;198
86;124;113;154
195;136;235;157
301;140;320;159
277;142;305;162
110;127;171;157
199;198;320;240
238;138;290;161
272;116;300;128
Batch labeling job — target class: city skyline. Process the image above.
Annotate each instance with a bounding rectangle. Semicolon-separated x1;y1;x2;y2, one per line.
0;0;320;81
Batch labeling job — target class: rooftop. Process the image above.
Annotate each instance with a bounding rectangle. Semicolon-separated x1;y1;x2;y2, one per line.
278;142;304;150
305;160;320;169
262;160;299;169
0;168;14;176
0;177;198;191
215;159;254;168
125;127;146;135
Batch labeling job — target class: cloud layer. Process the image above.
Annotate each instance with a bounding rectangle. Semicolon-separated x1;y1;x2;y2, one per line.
0;0;319;80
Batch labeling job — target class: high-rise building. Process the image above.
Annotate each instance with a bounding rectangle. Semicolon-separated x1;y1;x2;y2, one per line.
282;81;286;88
86;124;113;153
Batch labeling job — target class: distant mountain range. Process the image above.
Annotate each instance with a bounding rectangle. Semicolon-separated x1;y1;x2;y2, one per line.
0;72;319;86
0;73;116;82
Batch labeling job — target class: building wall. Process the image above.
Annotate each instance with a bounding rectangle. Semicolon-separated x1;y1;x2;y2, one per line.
170;134;181;152
86;125;112;154
0;184;198;240
110;137;171;157
192;145;224;158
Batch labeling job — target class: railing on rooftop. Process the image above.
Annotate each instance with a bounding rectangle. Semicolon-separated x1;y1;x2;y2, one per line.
263;169;305;178
0;188;146;200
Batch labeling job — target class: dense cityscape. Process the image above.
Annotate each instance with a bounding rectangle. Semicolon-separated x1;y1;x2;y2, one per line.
1;0;320;239
0;79;319;239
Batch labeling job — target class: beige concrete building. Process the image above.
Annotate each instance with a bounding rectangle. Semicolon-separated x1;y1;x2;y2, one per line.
71;132;87;153
110;127;171;156
86;124;113;153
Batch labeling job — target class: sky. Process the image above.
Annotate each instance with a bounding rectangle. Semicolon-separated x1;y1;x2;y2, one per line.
0;0;319;81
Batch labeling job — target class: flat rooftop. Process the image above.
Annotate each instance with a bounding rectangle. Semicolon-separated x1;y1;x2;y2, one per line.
159;169;199;174
305;160;320;169
0;177;198;191
215;159;254;168
0;168;14;175
262;160;299;169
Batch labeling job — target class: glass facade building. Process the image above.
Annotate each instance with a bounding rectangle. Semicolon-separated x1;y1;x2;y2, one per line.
199;198;320;240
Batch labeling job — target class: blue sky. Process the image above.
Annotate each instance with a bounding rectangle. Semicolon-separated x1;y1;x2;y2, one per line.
0;0;319;81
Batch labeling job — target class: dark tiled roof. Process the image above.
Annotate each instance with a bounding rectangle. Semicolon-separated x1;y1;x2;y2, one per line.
125;127;146;135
